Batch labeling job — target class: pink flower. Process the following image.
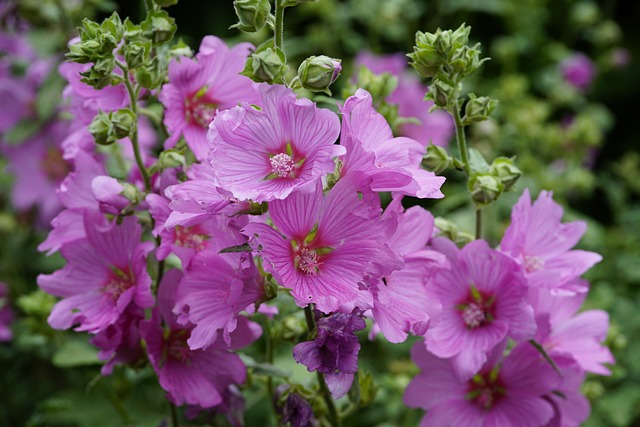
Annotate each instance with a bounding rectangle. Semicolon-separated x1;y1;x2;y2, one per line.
500;189;602;294
163;161;252;229
424;238;536;379
339;89;445;199
141;269;261;408
530;287;614;375
355;52;454;147
560;53;596;91
368;198;445;343
242;179;394;313
209;84;343;203
405;341;561;427
160;36;259;160
173;250;264;350
37;212;154;333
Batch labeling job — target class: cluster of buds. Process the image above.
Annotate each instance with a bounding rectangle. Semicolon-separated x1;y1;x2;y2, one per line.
88;109;136;145
66;13;124;88
468;156;522;206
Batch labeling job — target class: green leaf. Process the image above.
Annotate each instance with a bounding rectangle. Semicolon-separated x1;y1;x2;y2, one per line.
219;243;253;254
52;340;101;368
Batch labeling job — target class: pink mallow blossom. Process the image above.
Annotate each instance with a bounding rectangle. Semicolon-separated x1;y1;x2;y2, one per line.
529;287;614;375
405;341;561;427
209;84;343;203
424;238;536;379
339;89;445;199
560;53;596;91
141;269;261;408
37;213;154;334
500;189;602;295
160;36;260;160
242;179;395;313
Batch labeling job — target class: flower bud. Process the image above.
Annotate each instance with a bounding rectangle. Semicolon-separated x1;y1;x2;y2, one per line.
232;0;270;33
88;112;116;146
124;41;150;69
158;150;187;170
422;144;453;174
134;57;164;89
141;10;176;45
409;31;443;78
468;173;504;206
111;109;136;139
463;94;498;124
429;80;454;108
489;157;522;191
297;55;341;94
91;176;130;215
242;42;288;83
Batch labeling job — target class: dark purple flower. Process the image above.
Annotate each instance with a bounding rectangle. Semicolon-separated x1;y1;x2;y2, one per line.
560;53;596;91
293;311;366;398
281;392;316;427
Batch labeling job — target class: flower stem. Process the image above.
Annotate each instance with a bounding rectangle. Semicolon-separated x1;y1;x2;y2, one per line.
475;208;483;239
451;100;471;176
303;305;341;427
274;1;285;50
169;402;180;427
116;59;152;192
264;316;276;411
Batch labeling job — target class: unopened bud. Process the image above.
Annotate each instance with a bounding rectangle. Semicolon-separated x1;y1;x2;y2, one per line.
422;144;452;174
468;173;504;206
242;42;288;83
134;57;164;89
429;80;454;108
124;41;150;69
463;94;498;124
142;11;176;45
489;157;522;191
232;0;270;33
158;150;187;170
88;111;116;146
112;109;136;139
297;55;341;94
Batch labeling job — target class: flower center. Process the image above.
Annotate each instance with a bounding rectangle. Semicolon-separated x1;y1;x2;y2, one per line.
466;371;505;411
103;268;135;301
270;153;295;178
173;225;208;251
165;329;191;363
295;247;321;275
462;303;486;328
185;93;218;128
41;147;70;182
523;255;545;273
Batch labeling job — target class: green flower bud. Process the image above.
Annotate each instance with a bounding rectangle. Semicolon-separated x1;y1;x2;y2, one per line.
89;111;117;146
422;144;453;174
468;173;504;206
142;11;176;45
449;43;484;77
242;41;288;83
78;18;101;40
124;41;150;69
232;0;270;33
66;41;98;63
123;19;143;42
409;31;443;78
100;12;124;42
121;182;143;204
489;157;521;191
428;79;454;108
112;109;136;139
463;94;498;124
79;58;115;89
297;55;341;94
158;150;187;170
134;57;164;89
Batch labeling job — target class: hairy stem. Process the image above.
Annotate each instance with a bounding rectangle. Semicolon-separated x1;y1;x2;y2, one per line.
170;402;180;427
451;99;471;176
274;1;285;51
116;59;152;192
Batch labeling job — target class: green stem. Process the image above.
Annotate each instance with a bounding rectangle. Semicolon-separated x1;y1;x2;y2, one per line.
264;317;276;410
144;0;154;14
303;305;341;427
274;1;285;50
170;402;180;427
475;208;483;239
116;59;152;192
451;100;471;176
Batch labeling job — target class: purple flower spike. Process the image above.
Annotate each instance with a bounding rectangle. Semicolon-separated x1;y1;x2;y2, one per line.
293;311;366;399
